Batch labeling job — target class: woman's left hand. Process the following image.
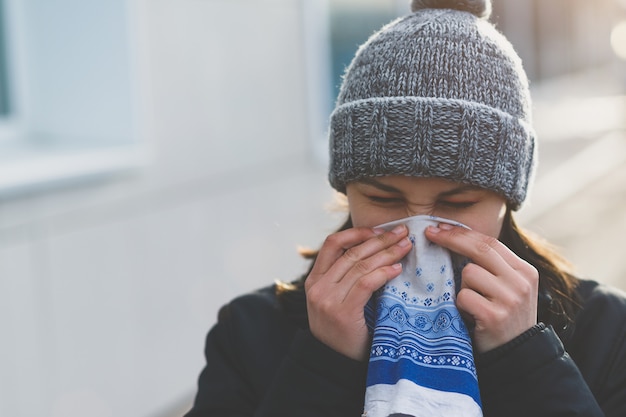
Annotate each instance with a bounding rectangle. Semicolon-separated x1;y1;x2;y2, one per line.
425;222;539;354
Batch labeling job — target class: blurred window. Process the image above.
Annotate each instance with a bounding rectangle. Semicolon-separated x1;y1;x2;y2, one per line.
491;0;620;82
329;1;403;106
0;0;9;117
0;0;143;198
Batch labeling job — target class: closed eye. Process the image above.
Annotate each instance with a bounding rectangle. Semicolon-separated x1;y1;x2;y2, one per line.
438;200;477;209
367;195;404;204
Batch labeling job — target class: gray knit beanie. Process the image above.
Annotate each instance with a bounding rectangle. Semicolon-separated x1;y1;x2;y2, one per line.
328;0;536;209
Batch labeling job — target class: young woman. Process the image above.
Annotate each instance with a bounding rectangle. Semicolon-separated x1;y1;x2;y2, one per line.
185;1;626;416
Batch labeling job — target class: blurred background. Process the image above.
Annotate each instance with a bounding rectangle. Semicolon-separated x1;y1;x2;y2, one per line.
0;0;624;416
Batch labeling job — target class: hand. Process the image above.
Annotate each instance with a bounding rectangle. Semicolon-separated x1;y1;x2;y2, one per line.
425;223;539;354
304;225;412;361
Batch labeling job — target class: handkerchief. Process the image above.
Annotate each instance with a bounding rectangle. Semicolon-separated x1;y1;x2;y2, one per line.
364;215;482;417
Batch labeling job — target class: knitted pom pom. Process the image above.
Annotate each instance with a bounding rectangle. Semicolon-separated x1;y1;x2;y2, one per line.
410;0;491;19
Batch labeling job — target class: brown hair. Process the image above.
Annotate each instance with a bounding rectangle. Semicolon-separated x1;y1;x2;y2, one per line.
277;208;581;337
499;208;580;334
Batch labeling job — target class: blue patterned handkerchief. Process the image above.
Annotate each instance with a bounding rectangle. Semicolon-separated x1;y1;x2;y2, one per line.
364;215;482;417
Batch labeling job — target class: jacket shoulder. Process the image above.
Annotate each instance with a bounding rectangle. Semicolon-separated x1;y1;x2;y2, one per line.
575;279;626;327
222;285;281;314
567;279;626;397
219;283;308;329
214;284;306;356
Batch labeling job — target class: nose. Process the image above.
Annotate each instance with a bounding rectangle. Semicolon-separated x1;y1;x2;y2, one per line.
404;203;435;218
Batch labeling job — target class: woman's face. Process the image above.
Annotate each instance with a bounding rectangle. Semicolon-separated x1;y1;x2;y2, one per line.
346;176;507;237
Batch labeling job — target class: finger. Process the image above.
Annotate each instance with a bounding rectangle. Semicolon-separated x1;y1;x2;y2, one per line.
307;225;409;290
439;223;531;270
309;227;385;279
425;224;516;277
456;286;493;326
460;262;505;300
342;263;404;307
438;226;538;299
317;225;409;280
328;229;412;285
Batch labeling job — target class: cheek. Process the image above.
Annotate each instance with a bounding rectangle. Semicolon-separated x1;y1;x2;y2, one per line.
345;189;386;228
347;198;405;228
345;195;370;228
348;207;366;228
471;219;504;238
349;205;391;228
461;203;506;238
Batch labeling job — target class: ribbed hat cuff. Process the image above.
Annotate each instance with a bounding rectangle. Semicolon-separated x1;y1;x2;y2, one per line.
328;96;535;209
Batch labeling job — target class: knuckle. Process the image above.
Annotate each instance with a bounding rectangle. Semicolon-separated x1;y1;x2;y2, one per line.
499;291;517;308
354;276;379;293
524;263;540;282
500;287;528;310
313;296;335;314
384;243;406;259
455;288;476;311
518;278;533;296
475;241;492;255
353;259;373;275
484;306;507;324
462;262;478;277
305;282;322;301
476;236;498;255
460;263;481;286
442;226;465;241
376;228;407;248
484;235;500;247
494;307;509;323
375;231;396;245
512;263;539;295
322;232;345;250
516;278;536;302
304;279;317;300
455;288;469;306
343;247;362;263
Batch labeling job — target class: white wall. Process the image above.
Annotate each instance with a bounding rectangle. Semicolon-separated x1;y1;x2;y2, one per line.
0;1;339;416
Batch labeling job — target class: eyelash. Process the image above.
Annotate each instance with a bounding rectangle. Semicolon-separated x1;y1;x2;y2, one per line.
439;201;477;209
368;196;403;204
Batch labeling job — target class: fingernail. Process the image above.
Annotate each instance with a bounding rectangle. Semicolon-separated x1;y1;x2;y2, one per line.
438;223;453;231
426;225;440;234
373;228;385;235
391;225;406;235
397;237;411;247
392;263;402;271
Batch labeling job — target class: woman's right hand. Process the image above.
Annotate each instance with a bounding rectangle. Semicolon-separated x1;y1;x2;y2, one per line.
304;225;412;361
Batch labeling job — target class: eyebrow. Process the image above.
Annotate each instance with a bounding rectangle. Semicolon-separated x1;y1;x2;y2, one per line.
358;178;483;197
359;178;402;193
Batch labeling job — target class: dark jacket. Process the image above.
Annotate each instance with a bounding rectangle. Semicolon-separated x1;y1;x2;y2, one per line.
185;279;626;417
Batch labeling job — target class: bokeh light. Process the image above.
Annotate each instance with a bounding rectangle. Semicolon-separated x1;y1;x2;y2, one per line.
610;20;626;60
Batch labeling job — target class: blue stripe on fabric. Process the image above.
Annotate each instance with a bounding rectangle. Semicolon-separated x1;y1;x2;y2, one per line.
366;357;482;406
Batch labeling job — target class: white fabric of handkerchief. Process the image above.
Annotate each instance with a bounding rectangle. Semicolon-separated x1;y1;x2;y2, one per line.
364;215;482;417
